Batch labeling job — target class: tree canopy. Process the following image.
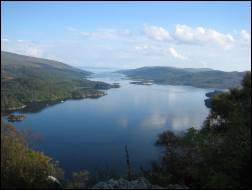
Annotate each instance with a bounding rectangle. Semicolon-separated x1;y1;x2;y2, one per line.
1;121;63;189
144;72;251;189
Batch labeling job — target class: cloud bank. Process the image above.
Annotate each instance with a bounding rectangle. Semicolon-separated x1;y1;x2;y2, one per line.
168;47;187;60
2;24;251;71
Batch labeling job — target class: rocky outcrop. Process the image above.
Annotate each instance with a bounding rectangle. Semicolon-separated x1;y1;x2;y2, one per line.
92;177;189;189
46;176;63;189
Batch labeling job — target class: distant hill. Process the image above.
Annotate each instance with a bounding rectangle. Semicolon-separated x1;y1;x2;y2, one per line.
1;51;91;80
118;66;247;89
1;51;113;111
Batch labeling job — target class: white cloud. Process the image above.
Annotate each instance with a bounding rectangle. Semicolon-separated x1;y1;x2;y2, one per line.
168;47;187;60
1;38;9;42
2;39;44;57
2;24;250;72
174;24;235;48
144;25;171;41
134;44;166;57
201;61;208;68
23;47;43;57
241;29;251;40
143;24;235;48
134;44;153;55
135;44;149;51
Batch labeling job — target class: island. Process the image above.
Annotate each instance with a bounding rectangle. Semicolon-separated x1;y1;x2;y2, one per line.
130;81;153;85
111;83;120;88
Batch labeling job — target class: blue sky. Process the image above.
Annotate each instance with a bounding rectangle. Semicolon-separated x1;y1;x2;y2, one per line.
1;1;251;71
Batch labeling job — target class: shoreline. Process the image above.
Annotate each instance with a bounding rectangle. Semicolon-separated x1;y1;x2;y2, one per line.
1;91;107;115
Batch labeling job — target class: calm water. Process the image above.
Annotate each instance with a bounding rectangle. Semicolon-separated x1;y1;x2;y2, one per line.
11;72;211;176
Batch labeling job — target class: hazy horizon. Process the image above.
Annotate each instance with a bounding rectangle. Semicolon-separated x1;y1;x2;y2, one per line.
2;50;250;73
1;2;251;72
1;2;251;188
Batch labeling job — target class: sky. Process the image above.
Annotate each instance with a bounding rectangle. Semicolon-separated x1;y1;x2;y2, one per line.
1;1;251;71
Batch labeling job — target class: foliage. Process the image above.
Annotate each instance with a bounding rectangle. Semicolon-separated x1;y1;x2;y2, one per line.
144;72;251;189
1;51;113;111
120;66;246;89
1;121;63;189
65;170;90;189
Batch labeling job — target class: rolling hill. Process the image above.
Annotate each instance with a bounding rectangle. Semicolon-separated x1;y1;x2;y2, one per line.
118;66;247;89
1;51;114;111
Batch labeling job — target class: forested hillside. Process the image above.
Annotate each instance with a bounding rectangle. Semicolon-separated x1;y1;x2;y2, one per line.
144;72;251;189
119;66;246;89
1;51;114;111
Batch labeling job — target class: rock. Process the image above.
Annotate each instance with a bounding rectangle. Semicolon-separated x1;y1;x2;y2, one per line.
129;177;150;189
92;177;169;189
46;176;62;189
166;184;189;189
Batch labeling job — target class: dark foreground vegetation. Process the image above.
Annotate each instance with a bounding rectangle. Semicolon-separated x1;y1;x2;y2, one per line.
1;120;103;189
143;71;251;189
1;121;63;188
1;68;250;188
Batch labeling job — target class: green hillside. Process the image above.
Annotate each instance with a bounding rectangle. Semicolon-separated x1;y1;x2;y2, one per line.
119;66;246;89
1;51;114;111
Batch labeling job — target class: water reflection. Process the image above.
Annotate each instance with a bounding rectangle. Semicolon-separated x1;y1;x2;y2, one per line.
117;117;129;128
140;112;167;129
12;72;210;175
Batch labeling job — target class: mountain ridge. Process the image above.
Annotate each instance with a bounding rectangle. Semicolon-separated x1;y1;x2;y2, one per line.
118;66;247;89
1;51;114;111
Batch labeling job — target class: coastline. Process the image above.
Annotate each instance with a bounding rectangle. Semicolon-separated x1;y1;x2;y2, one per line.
1;90;107;115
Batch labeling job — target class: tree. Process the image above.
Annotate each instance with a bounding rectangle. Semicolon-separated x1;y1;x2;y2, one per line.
145;72;251;189
1;120;63;189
